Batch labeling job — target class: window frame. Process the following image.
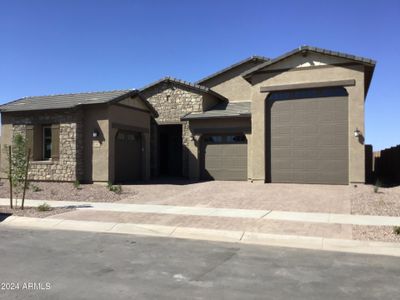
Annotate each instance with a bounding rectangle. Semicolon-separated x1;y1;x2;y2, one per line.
42;125;52;160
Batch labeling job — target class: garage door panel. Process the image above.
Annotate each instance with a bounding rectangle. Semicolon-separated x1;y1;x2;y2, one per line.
292;136;319;147
293;125;319;136
318;147;347;160
203;138;247;181
273;171;294;182
115;131;142;182
293;159;320;171
271;159;294;170
269;91;348;185
273;125;292;135
271;135;292;147
272;148;292;159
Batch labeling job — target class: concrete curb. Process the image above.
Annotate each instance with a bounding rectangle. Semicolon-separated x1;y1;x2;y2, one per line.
1;216;400;257
1;198;400;226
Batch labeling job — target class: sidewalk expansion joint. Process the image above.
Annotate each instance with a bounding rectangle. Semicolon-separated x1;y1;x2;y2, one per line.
239;231;246;241
168;226;179;237
259;210;272;219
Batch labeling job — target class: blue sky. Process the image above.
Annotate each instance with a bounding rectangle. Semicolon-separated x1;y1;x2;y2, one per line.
0;0;399;150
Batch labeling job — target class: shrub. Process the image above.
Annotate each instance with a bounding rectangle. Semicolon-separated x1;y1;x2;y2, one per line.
6;134;31;209
107;183;122;194
394;226;400;235
373;179;382;193
31;184;42;192
73;180;82;190
37;203;52;212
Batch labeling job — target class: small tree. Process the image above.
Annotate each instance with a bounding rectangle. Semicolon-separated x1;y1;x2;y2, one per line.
8;134;30;209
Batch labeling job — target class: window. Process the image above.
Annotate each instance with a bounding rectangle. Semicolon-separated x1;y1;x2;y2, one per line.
42;126;52;160
268;87;348;101
25;124;60;161
204;135;247;144
226;135;247;143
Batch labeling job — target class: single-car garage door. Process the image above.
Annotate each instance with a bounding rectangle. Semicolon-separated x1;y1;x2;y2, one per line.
202;134;247;181
268;87;348;184
115;130;142;182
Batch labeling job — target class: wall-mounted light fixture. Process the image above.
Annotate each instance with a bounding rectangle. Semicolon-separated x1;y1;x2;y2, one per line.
354;128;361;137
93;129;100;138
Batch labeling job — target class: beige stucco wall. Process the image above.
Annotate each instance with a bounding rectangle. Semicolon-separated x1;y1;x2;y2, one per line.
82;105;109;182
249;54;366;184
208;75;255;101
82;101;151;183
202;93;221;111
200;60;264;101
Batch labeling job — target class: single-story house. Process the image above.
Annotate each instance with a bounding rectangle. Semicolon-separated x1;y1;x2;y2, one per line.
0;46;376;185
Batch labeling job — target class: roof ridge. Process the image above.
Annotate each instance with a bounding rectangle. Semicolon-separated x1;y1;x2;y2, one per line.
195;55;270;84
141;76;211;92
18;89;136;99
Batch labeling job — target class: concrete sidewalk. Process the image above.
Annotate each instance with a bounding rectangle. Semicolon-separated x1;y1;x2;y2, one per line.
1;215;400;257
1;198;400;226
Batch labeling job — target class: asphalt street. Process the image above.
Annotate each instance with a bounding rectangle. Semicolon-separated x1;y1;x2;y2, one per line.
0;227;399;299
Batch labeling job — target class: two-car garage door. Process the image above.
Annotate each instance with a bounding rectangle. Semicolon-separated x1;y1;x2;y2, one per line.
268;87;349;184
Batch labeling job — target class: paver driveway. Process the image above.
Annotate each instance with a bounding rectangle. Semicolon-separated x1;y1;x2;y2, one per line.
121;180;352;214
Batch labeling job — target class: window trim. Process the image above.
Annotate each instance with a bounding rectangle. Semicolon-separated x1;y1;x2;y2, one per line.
42;125;52;160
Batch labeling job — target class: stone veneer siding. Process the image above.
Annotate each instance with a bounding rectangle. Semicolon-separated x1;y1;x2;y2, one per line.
141;83;204;177
7;110;83;181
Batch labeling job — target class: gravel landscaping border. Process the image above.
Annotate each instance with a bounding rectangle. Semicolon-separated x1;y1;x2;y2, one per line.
0;180;131;202
0;205;75;218
351;185;400;216
352;225;400;243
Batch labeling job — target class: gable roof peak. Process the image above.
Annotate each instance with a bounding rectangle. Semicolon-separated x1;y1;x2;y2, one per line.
139;76;227;101
242;45;376;79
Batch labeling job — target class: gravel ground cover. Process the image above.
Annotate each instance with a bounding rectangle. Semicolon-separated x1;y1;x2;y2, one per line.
0;180;126;202
350;185;400;216
352;225;400;243
0;205;75;218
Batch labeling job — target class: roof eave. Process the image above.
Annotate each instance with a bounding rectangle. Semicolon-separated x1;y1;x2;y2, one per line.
242;46;376;80
195;56;270;85
140;76;228;102
181;113;251;121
